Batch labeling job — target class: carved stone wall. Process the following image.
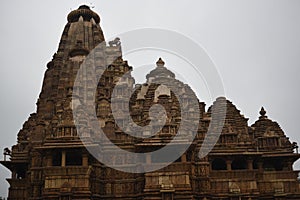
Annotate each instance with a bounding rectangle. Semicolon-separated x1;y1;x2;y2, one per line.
1;5;300;200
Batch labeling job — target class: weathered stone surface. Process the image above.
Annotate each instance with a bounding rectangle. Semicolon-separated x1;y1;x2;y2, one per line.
1;5;300;200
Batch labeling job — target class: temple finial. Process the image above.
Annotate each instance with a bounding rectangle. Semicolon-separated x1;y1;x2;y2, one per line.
259;107;267;119
156;57;165;67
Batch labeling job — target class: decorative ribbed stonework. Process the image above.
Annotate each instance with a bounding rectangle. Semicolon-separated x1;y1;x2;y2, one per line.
1;5;300;200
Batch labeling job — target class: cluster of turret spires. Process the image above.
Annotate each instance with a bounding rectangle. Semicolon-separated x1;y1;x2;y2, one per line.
1;5;299;199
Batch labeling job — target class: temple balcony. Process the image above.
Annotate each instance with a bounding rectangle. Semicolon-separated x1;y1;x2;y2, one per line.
209;170;300;195
43;166;92;190
256;171;300;195
144;170;191;192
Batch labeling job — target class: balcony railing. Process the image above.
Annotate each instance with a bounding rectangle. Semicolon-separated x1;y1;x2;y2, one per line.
256;170;299;180
44;166;91;176
210;170;257;179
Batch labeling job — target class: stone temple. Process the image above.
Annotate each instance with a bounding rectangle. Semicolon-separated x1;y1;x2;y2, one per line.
1;5;300;200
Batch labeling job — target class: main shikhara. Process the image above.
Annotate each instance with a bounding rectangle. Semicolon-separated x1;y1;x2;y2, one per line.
1;5;300;200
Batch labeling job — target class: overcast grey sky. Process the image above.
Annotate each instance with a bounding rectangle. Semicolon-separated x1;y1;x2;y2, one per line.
0;0;300;197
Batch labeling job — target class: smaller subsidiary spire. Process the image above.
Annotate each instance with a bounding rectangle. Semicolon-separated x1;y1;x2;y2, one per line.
146;58;175;81
259;107;267;119
156;57;165;67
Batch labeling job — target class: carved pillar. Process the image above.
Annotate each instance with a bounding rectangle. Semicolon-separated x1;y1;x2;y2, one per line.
226;160;232;171
46;154;52;167
247;159;253;170
181;154;187;162
257;161;263;172
62;150;66;167
83;153;89;167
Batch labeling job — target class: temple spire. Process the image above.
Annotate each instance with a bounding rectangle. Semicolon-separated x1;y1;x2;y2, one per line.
56;5;105;60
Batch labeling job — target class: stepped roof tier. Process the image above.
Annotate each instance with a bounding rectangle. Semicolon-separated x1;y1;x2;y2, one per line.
1;5;300;200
